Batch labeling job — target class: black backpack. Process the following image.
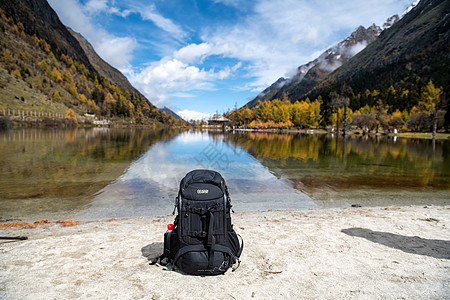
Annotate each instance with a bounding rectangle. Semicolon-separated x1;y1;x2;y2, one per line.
151;169;243;275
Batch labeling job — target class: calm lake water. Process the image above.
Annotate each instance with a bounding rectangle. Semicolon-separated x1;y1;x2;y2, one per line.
0;128;449;222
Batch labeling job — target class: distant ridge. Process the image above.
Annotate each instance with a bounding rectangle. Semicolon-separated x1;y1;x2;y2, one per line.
246;23;385;107
305;0;449;104
67;27;146;100
243;0;449;130
161;107;183;120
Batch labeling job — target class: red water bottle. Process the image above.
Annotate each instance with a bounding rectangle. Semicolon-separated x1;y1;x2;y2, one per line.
164;223;174;258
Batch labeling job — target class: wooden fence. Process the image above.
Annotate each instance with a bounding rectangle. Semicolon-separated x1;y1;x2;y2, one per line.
0;109;65;119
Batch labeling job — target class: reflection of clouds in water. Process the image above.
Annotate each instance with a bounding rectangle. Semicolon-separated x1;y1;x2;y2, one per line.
121;131;215;189
78;131;316;220
122;143;185;190
175;130;209;144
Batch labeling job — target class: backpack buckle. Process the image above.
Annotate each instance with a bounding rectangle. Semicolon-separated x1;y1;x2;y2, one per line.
191;207;208;215
189;231;207;238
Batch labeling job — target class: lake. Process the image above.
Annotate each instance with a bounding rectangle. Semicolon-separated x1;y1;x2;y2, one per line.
0;128;449;222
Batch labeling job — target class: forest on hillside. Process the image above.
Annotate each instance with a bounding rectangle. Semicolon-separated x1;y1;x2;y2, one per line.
225;80;446;134
0;8;185;127
240;0;449;134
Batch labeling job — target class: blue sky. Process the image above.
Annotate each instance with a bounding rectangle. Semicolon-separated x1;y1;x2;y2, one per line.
47;0;414;120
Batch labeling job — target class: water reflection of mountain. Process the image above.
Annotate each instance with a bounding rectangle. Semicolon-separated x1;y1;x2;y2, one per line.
222;132;450;197
0;128;181;220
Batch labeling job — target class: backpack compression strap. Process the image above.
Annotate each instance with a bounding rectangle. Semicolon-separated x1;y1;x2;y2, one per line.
172;244;237;270
183;205;218;269
207;211;216;269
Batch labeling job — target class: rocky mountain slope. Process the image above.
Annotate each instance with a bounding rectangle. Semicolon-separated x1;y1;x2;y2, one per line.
68;27;182;122
308;0;449;101
0;0;93;71
161;107;182;119
247;23;386;108
247;0;448;123
67;27;139;97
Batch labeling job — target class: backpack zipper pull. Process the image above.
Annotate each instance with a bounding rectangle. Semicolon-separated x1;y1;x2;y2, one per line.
185;203;190;217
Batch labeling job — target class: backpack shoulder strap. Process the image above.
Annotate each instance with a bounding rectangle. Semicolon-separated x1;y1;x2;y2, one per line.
236;234;244;258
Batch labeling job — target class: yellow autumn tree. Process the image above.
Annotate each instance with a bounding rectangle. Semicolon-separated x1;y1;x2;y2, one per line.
79;93;88;104
332;107;353;127
309;99;321;127
66;108;77;123
50;67;62;83
418;80;443;137
53;91;62;101
389;109;404;128
38;59;48;73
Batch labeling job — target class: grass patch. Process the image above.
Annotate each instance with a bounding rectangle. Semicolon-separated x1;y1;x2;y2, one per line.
0;68;68;115
390;132;450;140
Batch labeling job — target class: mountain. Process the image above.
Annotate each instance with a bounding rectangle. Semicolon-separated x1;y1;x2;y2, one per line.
0;0;180;126
67;27;141;97
161;107;183;120
246;23;385;108
0;0;93;70
246;0;449;123
306;0;449;103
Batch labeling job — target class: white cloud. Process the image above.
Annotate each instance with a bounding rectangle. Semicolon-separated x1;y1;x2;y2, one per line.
134;58;214;90
177;109;211;121
170;92;196;98
318;60;343;73
48;0;136;71
173;43;214;63
139;4;186;40
96;37;137;70
202;0;413;91
348;41;368;56
48;0;91;32
84;0;132;17
129;54;240;107
84;0;108;14
49;0;413;113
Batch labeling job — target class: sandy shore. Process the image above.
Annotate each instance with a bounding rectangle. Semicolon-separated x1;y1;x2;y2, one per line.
1;205;449;299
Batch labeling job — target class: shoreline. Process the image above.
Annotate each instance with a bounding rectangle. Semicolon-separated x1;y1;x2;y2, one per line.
227;127;450;140
2;191;449;226
2;118;449;140
1;205;449;299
